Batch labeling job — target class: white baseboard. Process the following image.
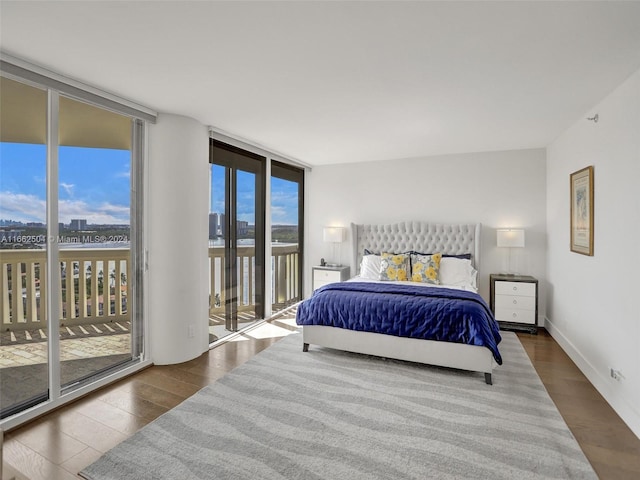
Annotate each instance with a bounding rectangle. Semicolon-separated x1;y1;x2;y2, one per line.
544;317;640;440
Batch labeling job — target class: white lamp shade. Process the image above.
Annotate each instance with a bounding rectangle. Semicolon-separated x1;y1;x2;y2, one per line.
497;229;525;248
323;226;345;243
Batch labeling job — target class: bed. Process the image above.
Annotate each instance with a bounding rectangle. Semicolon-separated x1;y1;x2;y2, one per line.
296;221;502;384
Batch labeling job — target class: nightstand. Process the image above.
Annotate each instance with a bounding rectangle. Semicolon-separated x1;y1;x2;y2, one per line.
490;274;538;334
312;265;350;291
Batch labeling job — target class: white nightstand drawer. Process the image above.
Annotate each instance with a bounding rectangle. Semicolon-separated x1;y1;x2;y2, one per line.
313;270;341;282
495;281;536;297
494;294;536;311
490;274;538;333
312;266;350;291
495;307;536;324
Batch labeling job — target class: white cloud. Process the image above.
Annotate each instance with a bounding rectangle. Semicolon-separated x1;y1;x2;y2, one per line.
59;199;129;224
0;191;129;225
0;191;46;222
60;182;75;197
271;205;291;223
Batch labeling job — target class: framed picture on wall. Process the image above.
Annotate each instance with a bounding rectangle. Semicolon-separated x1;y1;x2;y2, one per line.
570;166;594;256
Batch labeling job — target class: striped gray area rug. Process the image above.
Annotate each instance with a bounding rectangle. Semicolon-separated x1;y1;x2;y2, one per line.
81;332;597;480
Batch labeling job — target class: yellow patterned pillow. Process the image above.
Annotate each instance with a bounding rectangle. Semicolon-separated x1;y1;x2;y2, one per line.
411;253;442;284
379;253;410;281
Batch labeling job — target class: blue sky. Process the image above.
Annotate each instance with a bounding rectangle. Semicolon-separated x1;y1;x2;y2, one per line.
2;143;299;226
0;142;131;225
210;165;299;225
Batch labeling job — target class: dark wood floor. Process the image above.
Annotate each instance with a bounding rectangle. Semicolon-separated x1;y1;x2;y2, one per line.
516;329;640;479
2;324;639;479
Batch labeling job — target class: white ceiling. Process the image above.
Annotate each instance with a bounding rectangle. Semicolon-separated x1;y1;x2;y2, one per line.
2;1;640;166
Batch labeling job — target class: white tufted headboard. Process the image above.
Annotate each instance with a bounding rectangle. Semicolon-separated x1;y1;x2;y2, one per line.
351;222;481;275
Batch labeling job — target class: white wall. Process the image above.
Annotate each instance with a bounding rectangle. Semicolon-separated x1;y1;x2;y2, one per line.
305;149;547;310
547;68;640;437
147;114;210;365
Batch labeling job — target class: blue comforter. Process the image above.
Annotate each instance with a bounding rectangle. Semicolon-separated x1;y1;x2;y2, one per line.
296;282;502;364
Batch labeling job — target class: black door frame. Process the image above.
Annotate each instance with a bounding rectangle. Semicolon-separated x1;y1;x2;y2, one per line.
210;140;266;330
271;160;305;304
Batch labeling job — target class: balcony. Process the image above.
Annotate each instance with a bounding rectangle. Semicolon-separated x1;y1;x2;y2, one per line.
207;243;300;339
0;244;300;413
1;248;130;333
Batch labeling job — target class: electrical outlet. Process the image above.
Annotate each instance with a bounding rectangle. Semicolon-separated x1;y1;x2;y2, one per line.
610;368;623;381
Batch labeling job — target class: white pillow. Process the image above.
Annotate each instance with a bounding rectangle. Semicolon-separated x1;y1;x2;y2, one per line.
360;254;382;280
439;257;477;289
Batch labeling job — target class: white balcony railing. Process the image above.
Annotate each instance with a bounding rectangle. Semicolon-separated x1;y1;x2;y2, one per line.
208;244;300;316
0;248;130;331
0;244;299;332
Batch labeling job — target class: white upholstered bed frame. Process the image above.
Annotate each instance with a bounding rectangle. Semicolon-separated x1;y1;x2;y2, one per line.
302;221;497;384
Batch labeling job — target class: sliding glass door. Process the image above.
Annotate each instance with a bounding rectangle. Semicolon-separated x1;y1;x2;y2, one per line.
57;95;137;393
209;141;265;343
0;77;49;417
0;73;146;421
271;161;304;313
